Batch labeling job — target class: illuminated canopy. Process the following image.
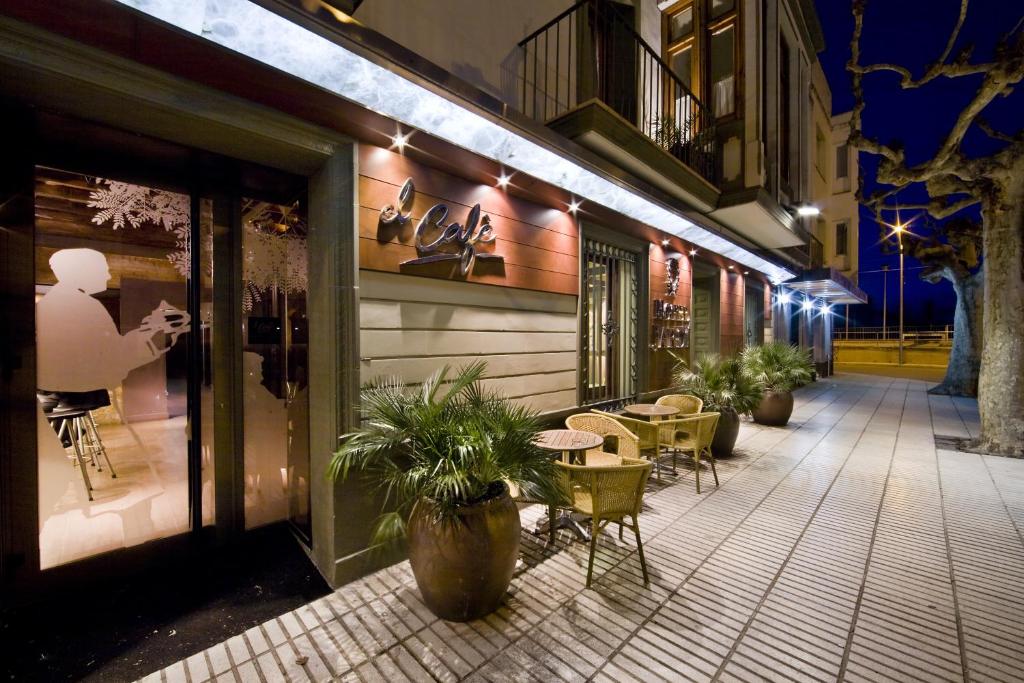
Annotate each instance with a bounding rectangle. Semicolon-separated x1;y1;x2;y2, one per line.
114;0;796;282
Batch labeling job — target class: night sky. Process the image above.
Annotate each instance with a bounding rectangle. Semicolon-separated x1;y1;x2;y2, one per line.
813;0;1024;329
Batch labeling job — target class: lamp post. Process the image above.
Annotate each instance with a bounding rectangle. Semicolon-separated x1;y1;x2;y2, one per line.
894;223;905;366
881;266;888;339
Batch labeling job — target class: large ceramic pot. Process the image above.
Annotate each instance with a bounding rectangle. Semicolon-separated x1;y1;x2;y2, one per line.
407;482;520;622
751;390;795;427
711;407;741;457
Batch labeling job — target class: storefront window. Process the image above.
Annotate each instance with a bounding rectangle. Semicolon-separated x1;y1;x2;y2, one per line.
241;197;310;536
34;167;213;568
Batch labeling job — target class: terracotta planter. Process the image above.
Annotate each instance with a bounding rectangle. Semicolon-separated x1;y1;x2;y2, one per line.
407;482;520;622
751;390;794;427
711;407;741;457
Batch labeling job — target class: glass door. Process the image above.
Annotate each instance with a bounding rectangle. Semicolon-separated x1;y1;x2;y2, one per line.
33;166;214;569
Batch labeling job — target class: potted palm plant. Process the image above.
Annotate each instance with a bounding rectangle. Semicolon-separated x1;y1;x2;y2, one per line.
672;353;764;456
740;342;813;426
329;362;558;622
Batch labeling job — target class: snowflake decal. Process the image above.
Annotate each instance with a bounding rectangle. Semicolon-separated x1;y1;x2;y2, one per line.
88;179;192;276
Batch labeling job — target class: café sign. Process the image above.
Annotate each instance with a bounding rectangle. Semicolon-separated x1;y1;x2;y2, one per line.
380;178;504;275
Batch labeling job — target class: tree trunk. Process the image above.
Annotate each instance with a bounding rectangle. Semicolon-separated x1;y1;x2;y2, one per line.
929;269;982;396
977;171;1024;456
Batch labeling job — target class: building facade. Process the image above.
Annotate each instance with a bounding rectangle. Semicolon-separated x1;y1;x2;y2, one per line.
0;0;859;598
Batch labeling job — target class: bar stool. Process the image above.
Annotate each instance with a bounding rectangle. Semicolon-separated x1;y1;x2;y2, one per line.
39;390;118;501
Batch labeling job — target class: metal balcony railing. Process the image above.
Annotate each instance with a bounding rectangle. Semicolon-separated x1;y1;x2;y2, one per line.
518;0;718;184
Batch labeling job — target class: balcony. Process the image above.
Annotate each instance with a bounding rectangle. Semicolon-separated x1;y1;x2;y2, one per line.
518;0;719;210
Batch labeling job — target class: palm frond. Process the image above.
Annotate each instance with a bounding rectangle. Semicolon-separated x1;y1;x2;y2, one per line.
329;362;557;545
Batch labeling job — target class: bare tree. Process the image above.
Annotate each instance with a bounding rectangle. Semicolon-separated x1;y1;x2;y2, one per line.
849;0;1024;454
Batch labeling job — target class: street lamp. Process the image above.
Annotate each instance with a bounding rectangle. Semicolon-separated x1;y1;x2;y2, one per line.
893;222;905;366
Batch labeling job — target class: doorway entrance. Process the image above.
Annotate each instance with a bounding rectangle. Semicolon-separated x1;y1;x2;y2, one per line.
21;114;312;572
690;260;721;363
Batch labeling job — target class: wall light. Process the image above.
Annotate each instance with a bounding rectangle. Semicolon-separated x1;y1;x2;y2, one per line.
496;173;511;188
392;131;409;151
728;264;735;270
661;239;670;247
796;204;820;217
568;200;581;213
689;249;698;257
743;270;749;275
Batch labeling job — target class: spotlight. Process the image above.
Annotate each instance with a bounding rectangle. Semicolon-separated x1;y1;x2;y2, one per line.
728;264;735;270
776;292;791;306
392;131;409;150
689;249;698;257
496;173;511;188
568;200;580;213
818;302;831;314
743;271;749;275
802;299;814;312
661;239;670;247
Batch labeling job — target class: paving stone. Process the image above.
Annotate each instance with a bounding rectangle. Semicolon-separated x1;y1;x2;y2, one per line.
138;376;1024;683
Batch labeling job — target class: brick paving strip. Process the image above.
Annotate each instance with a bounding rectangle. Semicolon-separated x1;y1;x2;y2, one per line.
140;375;1024;683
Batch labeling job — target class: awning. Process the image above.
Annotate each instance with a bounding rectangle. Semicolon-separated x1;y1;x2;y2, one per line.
783;267;868;305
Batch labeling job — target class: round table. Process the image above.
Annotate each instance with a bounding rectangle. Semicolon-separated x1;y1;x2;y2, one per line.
623;403;679;420
534;429;604;461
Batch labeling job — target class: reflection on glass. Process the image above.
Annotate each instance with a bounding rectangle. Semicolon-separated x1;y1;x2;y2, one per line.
34;168;209;569
241;197;310;536
710;0;735;19
710;25;735;116
670;46;693;90
668;7;693;42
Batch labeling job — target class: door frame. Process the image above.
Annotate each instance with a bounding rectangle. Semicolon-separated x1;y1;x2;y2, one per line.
0;20;359;597
577;222;650;408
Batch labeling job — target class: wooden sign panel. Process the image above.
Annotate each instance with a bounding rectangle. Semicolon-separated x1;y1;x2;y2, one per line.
358;146;579;296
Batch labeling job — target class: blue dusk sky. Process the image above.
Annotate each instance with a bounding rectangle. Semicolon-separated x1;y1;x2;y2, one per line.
814;0;1023;328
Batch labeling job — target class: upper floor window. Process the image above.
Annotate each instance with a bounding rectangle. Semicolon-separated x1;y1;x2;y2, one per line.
835;221;849;257
835;144;849;180
779;35;792;187
664;0;738;118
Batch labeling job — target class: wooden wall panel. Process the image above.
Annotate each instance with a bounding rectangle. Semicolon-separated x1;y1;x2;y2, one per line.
358;146;579;296
360;271;578;414
720;270;745;357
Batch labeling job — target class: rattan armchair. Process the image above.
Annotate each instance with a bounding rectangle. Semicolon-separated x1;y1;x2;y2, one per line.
565;413;638;466
555;457;653;587
591;410;666;480
656;394;704;415
665;412;721;493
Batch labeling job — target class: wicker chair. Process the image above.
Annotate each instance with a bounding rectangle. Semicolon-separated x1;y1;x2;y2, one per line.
665;412;721;493
565;413;638;466
591;410;666;480
655;394;704;414
555;457;653;587
655;393;704;454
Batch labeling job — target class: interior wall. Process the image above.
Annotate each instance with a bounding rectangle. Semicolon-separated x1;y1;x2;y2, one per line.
359;271;578;413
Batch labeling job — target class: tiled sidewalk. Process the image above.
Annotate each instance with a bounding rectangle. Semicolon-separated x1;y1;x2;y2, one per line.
142;374;1024;683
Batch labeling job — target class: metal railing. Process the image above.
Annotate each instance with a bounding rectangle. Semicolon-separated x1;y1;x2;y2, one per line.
518;0;718;184
834;326;953;343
